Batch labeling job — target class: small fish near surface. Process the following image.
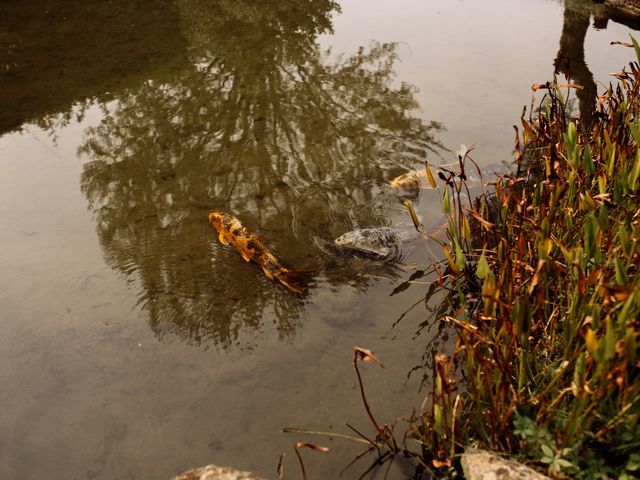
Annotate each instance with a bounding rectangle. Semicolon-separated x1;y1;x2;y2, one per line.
334;227;402;260
389;170;430;197
390;162;507;198
209;212;309;293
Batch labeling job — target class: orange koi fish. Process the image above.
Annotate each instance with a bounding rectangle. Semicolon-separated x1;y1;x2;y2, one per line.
208;212;308;293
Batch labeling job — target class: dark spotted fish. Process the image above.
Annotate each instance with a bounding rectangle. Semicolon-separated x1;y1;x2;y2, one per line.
209;212;308;293
334;227;402;260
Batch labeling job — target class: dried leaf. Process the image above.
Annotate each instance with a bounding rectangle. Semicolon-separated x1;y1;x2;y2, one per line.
528;259;547;295
521;115;538;145
593;193;610;202
403;199;423;232
277;453;285;479
425;161;438;188
614;290;631;302
585;328;598;353
518;233;527;256
295;442;330;453
443;245;459;274
435;353;449;366
465;207;494;230
611;41;634;47
456;144;468;161
353;347;385;368
586;268;602;286
577;268;585;296
514;125;522;162
432;457;452;468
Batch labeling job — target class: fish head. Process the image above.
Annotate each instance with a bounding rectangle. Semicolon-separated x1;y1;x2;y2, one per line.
209;211;243;232
334;230;363;249
208;211;226;232
334;227;399;259
390;171;422;198
390;171;420;189
209;211;245;236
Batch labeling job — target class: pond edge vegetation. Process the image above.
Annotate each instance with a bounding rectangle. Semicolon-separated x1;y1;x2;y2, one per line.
403;37;640;479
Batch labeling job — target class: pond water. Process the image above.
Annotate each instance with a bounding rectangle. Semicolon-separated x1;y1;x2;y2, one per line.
0;1;637;478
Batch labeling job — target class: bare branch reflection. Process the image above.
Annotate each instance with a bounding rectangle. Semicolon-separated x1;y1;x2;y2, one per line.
80;0;442;348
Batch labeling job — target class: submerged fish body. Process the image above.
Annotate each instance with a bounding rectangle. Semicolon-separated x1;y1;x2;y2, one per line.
390;163;506;197
389;171;427;197
334;227;401;260
208;212;307;293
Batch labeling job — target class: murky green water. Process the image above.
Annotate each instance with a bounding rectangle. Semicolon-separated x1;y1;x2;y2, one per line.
1;1;637;478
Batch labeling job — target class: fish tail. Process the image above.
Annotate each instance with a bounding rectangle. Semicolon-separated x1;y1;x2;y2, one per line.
274;267;313;294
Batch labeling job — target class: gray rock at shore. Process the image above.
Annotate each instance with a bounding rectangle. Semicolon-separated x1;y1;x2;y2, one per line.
461;449;550;480
172;465;267;480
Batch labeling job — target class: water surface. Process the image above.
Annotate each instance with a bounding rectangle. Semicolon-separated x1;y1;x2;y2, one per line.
1;1;638;478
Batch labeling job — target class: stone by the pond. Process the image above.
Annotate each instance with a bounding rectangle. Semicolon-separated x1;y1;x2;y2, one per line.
461;449;550;480
172;465;267;480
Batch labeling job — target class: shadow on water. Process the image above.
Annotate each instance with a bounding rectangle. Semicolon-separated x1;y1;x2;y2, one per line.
0;0;189;134
78;0;443;348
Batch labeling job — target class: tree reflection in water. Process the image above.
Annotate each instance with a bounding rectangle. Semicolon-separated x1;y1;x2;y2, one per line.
555;0;598;129
555;0;640;129
80;0;442;348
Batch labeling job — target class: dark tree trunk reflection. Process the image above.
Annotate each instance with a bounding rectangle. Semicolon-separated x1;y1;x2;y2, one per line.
555;0;640;129
555;2;598;128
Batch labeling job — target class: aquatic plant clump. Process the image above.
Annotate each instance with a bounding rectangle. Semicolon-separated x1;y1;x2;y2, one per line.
417;41;640;478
